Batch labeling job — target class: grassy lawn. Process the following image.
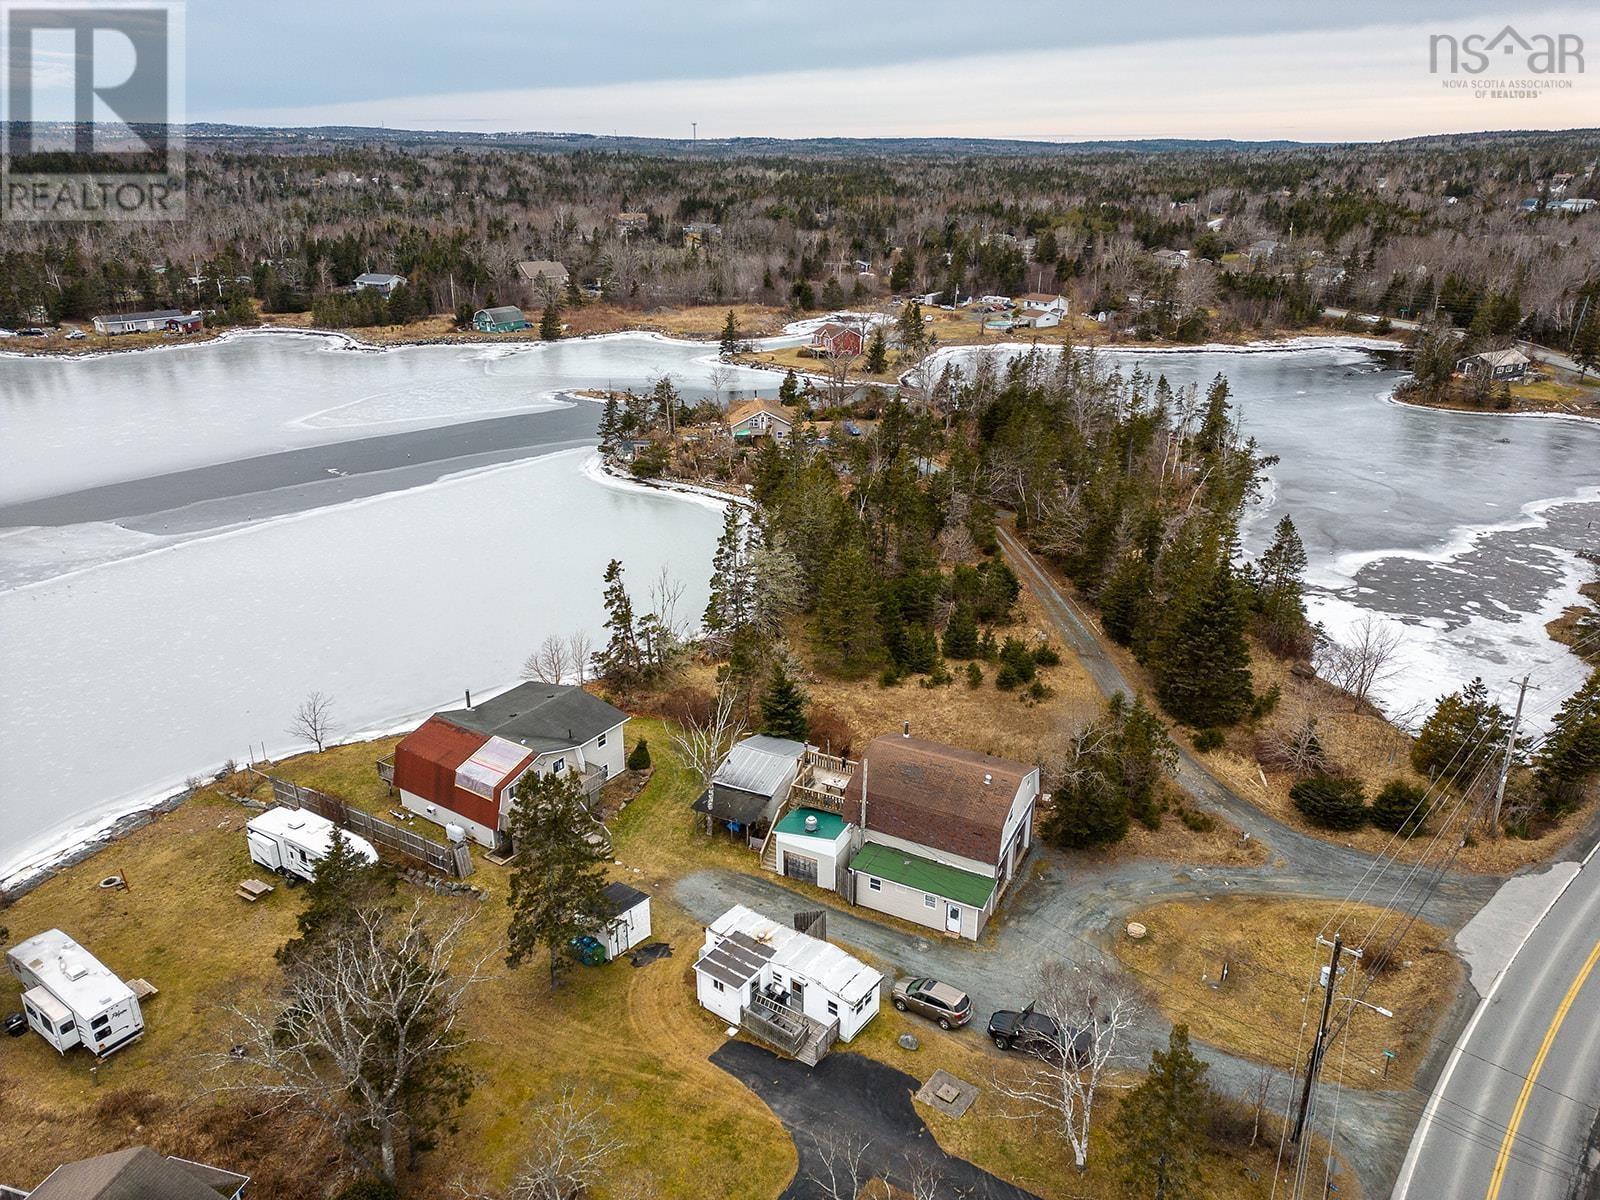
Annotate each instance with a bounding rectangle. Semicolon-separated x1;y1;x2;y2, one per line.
1114;897;1458;1092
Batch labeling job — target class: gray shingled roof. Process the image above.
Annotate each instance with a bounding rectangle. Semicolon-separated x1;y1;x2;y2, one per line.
600;881;649;918
437;683;627;756
28;1147;247;1200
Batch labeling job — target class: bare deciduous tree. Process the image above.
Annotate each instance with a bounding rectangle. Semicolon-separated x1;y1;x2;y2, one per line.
1314;615;1407;711
566;631;594;685
523;634;575;685
216;904;487;1186
806;1132;871;1200
707;364;736;408
1257;714;1332;777
671;682;747;834
991;960;1141;1171
288;690;335;753
500;1086;626;1200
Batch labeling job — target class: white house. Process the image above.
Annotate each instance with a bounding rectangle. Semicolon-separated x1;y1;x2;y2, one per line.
693;905;881;1058
843;734;1039;941
90;309;187;335
598;882;652;961
770;807;852;889
1021;307;1062;329
1015;292;1069;315
392;683;629;850
6;930;144;1056
246;806;378;881
353;272;406;296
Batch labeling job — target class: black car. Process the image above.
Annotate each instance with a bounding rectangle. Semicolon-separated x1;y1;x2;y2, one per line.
987;1002;1061;1053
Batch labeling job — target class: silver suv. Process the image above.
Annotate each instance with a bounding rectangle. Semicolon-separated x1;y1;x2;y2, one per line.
891;977;972;1030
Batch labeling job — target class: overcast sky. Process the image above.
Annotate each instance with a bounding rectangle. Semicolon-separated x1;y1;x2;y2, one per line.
55;1;1600;140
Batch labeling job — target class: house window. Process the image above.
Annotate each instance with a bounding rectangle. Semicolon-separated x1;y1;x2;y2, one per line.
711;979;725;992
924;894;936;908
827;1001;839;1016
867;877;881;892
551;758;565;774
598;733;607;747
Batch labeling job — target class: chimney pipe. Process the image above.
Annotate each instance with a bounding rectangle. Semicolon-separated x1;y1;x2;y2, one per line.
984;772;993;785
465;690;472;708
902;721;910;738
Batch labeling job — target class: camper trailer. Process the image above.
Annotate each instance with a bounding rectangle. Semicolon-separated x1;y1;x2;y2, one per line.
6;929;144;1056
246;806;378;881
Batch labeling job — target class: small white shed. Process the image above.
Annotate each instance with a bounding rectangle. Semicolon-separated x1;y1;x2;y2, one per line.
770;807;851;890
246;807;378;882
598;882;651;960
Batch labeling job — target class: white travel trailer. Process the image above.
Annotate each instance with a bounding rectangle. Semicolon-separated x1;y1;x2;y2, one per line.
246;806;378;881
6;929;144;1056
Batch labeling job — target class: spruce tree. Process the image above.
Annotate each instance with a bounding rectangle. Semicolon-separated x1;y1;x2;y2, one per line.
1253;514;1310;656
1193;372;1233;455
864;325;889;374
597;394;622;451
1536;676;1600;815
594;559;642;690
703;506;754;642
504;770;611;989
1411;678;1511;784
760;663;810;741
941;605;979;659
778;369;801;405
1370;779;1428;835
1114;1025;1212;1200
719;309;741;358
1099;554;1152;647
896;300;926;357
817;535;881;667
276;833;395;966
1153;554;1254;728
539;298;562;340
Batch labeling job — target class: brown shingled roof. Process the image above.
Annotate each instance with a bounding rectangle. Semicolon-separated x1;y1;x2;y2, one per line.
844;735;1033;865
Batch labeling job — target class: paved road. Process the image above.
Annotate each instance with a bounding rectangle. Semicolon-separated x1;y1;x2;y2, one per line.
1394;849;1600;1200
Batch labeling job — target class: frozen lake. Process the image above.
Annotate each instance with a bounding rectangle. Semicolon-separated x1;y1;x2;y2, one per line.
2;333;1597;881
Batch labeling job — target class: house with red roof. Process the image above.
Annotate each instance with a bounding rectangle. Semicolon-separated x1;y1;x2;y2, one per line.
390;683;628;850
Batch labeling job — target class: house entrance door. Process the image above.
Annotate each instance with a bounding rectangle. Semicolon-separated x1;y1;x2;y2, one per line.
946;904;961;934
785;853;818;885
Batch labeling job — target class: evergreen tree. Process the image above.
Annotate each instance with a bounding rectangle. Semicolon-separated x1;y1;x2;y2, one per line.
1573;311;1599;382
719;309;741;358
504;770;611;989
539;298;562;340
817;534;881;667
941;605;979;659
1370;779;1428;835
597;394;622;451
594;559;642;690
1411;678;1511;784
820;277;845;310
626;738;651;770
276;833;396;966
1290;775;1368;830
888;249;913;294
896;300;927;356
778;369;801;405
1252;514;1311;657
702;506;754;643
1099;554;1152;647
864;325;889;374
1152;554;1254;728
760;662;810;741
1536;676;1600;815
1114;1025;1212;1200
1193;373;1233;456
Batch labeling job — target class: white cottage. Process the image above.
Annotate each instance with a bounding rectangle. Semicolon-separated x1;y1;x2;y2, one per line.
694;905;881;1058
598;882;652;961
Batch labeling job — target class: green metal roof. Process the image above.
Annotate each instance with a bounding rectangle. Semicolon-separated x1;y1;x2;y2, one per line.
775;807;847;840
850;841;995;908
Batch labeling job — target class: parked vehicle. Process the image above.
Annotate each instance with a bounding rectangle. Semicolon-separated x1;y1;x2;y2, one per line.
892;977;972;1029
65;329;87;340
18;327;47;337
246;806;378;882
6;929;144;1056
987;1002;1062;1054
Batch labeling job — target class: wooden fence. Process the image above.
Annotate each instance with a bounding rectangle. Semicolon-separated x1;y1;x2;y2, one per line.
267;776;473;878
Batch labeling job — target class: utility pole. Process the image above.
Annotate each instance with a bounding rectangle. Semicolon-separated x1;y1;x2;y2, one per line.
1490;674;1534;836
1292;935;1342;1145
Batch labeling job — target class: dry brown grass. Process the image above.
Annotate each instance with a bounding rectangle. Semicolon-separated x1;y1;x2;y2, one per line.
1114;897;1460;1092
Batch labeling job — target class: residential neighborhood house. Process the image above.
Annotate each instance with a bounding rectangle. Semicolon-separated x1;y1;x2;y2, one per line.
387;682;628;851
352;272;406;296
90;309;192;335
4;1147;249;1200
693;734;809;842
807;320;867;359
1014;291;1069;315
693;904;882;1064
517;260;570;295
1457;347;1530;382
472;305;530;333
724;400;795;442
